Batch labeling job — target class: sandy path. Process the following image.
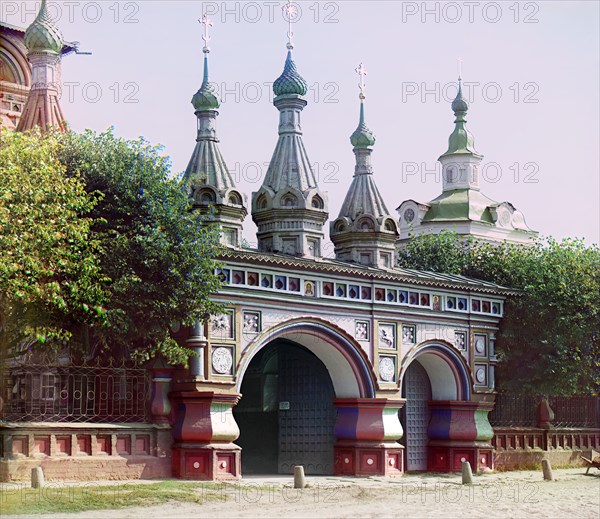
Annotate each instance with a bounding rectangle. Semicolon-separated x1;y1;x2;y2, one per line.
5;468;599;519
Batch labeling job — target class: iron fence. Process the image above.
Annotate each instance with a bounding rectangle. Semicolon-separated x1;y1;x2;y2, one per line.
490;391;600;428
1;357;150;423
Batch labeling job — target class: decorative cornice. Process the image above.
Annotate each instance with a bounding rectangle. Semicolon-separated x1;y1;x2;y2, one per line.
219;249;519;296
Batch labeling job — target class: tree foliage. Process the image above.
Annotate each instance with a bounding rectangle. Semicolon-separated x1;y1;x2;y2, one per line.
58;129;223;364
398;231;600;396
1;128;223;366
0;128;104;353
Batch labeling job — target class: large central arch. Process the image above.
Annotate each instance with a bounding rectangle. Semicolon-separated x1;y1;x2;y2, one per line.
233;317;379;475
236;317;377;399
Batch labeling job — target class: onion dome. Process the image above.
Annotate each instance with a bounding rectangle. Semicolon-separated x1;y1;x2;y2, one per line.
192;56;220;111
350;102;376;149
451;78;469;114
273;50;308;97
24;0;64;54
441;77;479;157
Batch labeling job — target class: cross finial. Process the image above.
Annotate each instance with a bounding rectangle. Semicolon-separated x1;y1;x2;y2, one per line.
199;14;213;54
457;57;463;80
284;0;299;50
356;63;368;100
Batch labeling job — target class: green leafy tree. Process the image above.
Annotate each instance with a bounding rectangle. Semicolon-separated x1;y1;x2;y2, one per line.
0;128;105;359
398;231;600;396
58;129;223;364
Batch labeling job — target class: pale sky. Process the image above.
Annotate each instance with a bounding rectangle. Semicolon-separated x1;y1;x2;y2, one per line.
5;1;599;245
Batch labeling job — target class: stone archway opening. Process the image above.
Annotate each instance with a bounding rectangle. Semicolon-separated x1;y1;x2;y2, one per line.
400;343;472;472
234;339;336;475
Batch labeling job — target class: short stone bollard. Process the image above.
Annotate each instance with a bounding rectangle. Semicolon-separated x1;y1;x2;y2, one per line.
31;467;44;488
462;461;474;485
542;458;554;481
294;465;306;489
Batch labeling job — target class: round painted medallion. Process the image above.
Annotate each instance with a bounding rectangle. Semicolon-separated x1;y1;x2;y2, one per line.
475;337;486;354
212;347;233;375
476;368;486;383
379;357;395;382
403;208;415;223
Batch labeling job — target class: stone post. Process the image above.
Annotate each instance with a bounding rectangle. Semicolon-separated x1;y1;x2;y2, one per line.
537;397;555;429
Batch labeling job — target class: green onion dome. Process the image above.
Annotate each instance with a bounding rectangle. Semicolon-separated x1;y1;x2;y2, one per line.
24;0;64;54
192;56;220;111
350;102;376;149
273;50;308;97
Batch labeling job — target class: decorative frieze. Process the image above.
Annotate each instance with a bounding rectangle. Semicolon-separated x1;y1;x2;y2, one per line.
215;266;503;317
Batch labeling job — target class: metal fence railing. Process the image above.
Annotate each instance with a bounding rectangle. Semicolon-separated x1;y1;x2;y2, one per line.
1;357;149;423
490;391;600;428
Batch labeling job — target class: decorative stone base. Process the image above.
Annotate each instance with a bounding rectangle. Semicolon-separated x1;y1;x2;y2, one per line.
172;443;241;480
428;441;494;472
334;442;404;476
0;455;171;482
0;423;172;482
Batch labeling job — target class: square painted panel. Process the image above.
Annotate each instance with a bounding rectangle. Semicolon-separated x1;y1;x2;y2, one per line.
355;320;370;341
243;311;261;334
379;323;396;350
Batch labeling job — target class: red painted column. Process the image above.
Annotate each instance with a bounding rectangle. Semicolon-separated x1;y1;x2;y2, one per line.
150;368;173;424
170;391;241;480
334;398;405;476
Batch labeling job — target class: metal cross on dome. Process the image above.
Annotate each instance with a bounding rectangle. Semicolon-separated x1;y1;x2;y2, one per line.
284;0;299;49
457;57;463;80
356;63;368;99
199;13;213;53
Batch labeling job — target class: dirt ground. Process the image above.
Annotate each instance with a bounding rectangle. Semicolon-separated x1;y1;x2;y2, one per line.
3;467;600;518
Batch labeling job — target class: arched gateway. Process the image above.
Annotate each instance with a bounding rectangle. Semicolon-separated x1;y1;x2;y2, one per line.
158;12;504;483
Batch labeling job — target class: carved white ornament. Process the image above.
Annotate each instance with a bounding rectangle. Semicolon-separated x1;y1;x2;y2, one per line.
243;312;259;333
379;357;395;382
475;336;486;354
402;325;415;344
211;313;233;338
212;347;233;375
379;324;395;349
476;367;486;384
355;321;369;341
455;331;466;351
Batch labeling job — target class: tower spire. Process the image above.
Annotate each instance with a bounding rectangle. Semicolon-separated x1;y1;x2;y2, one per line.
438;73;483;191
183;15;247;248
251;8;328;258
330;64;398;269
17;0;68;132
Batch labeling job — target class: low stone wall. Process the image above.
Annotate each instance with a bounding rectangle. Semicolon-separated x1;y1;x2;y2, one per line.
492;426;599;470
0;422;172;482
494;448;593;471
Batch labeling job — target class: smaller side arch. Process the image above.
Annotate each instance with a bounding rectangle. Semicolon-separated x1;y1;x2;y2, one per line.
399;340;473;401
